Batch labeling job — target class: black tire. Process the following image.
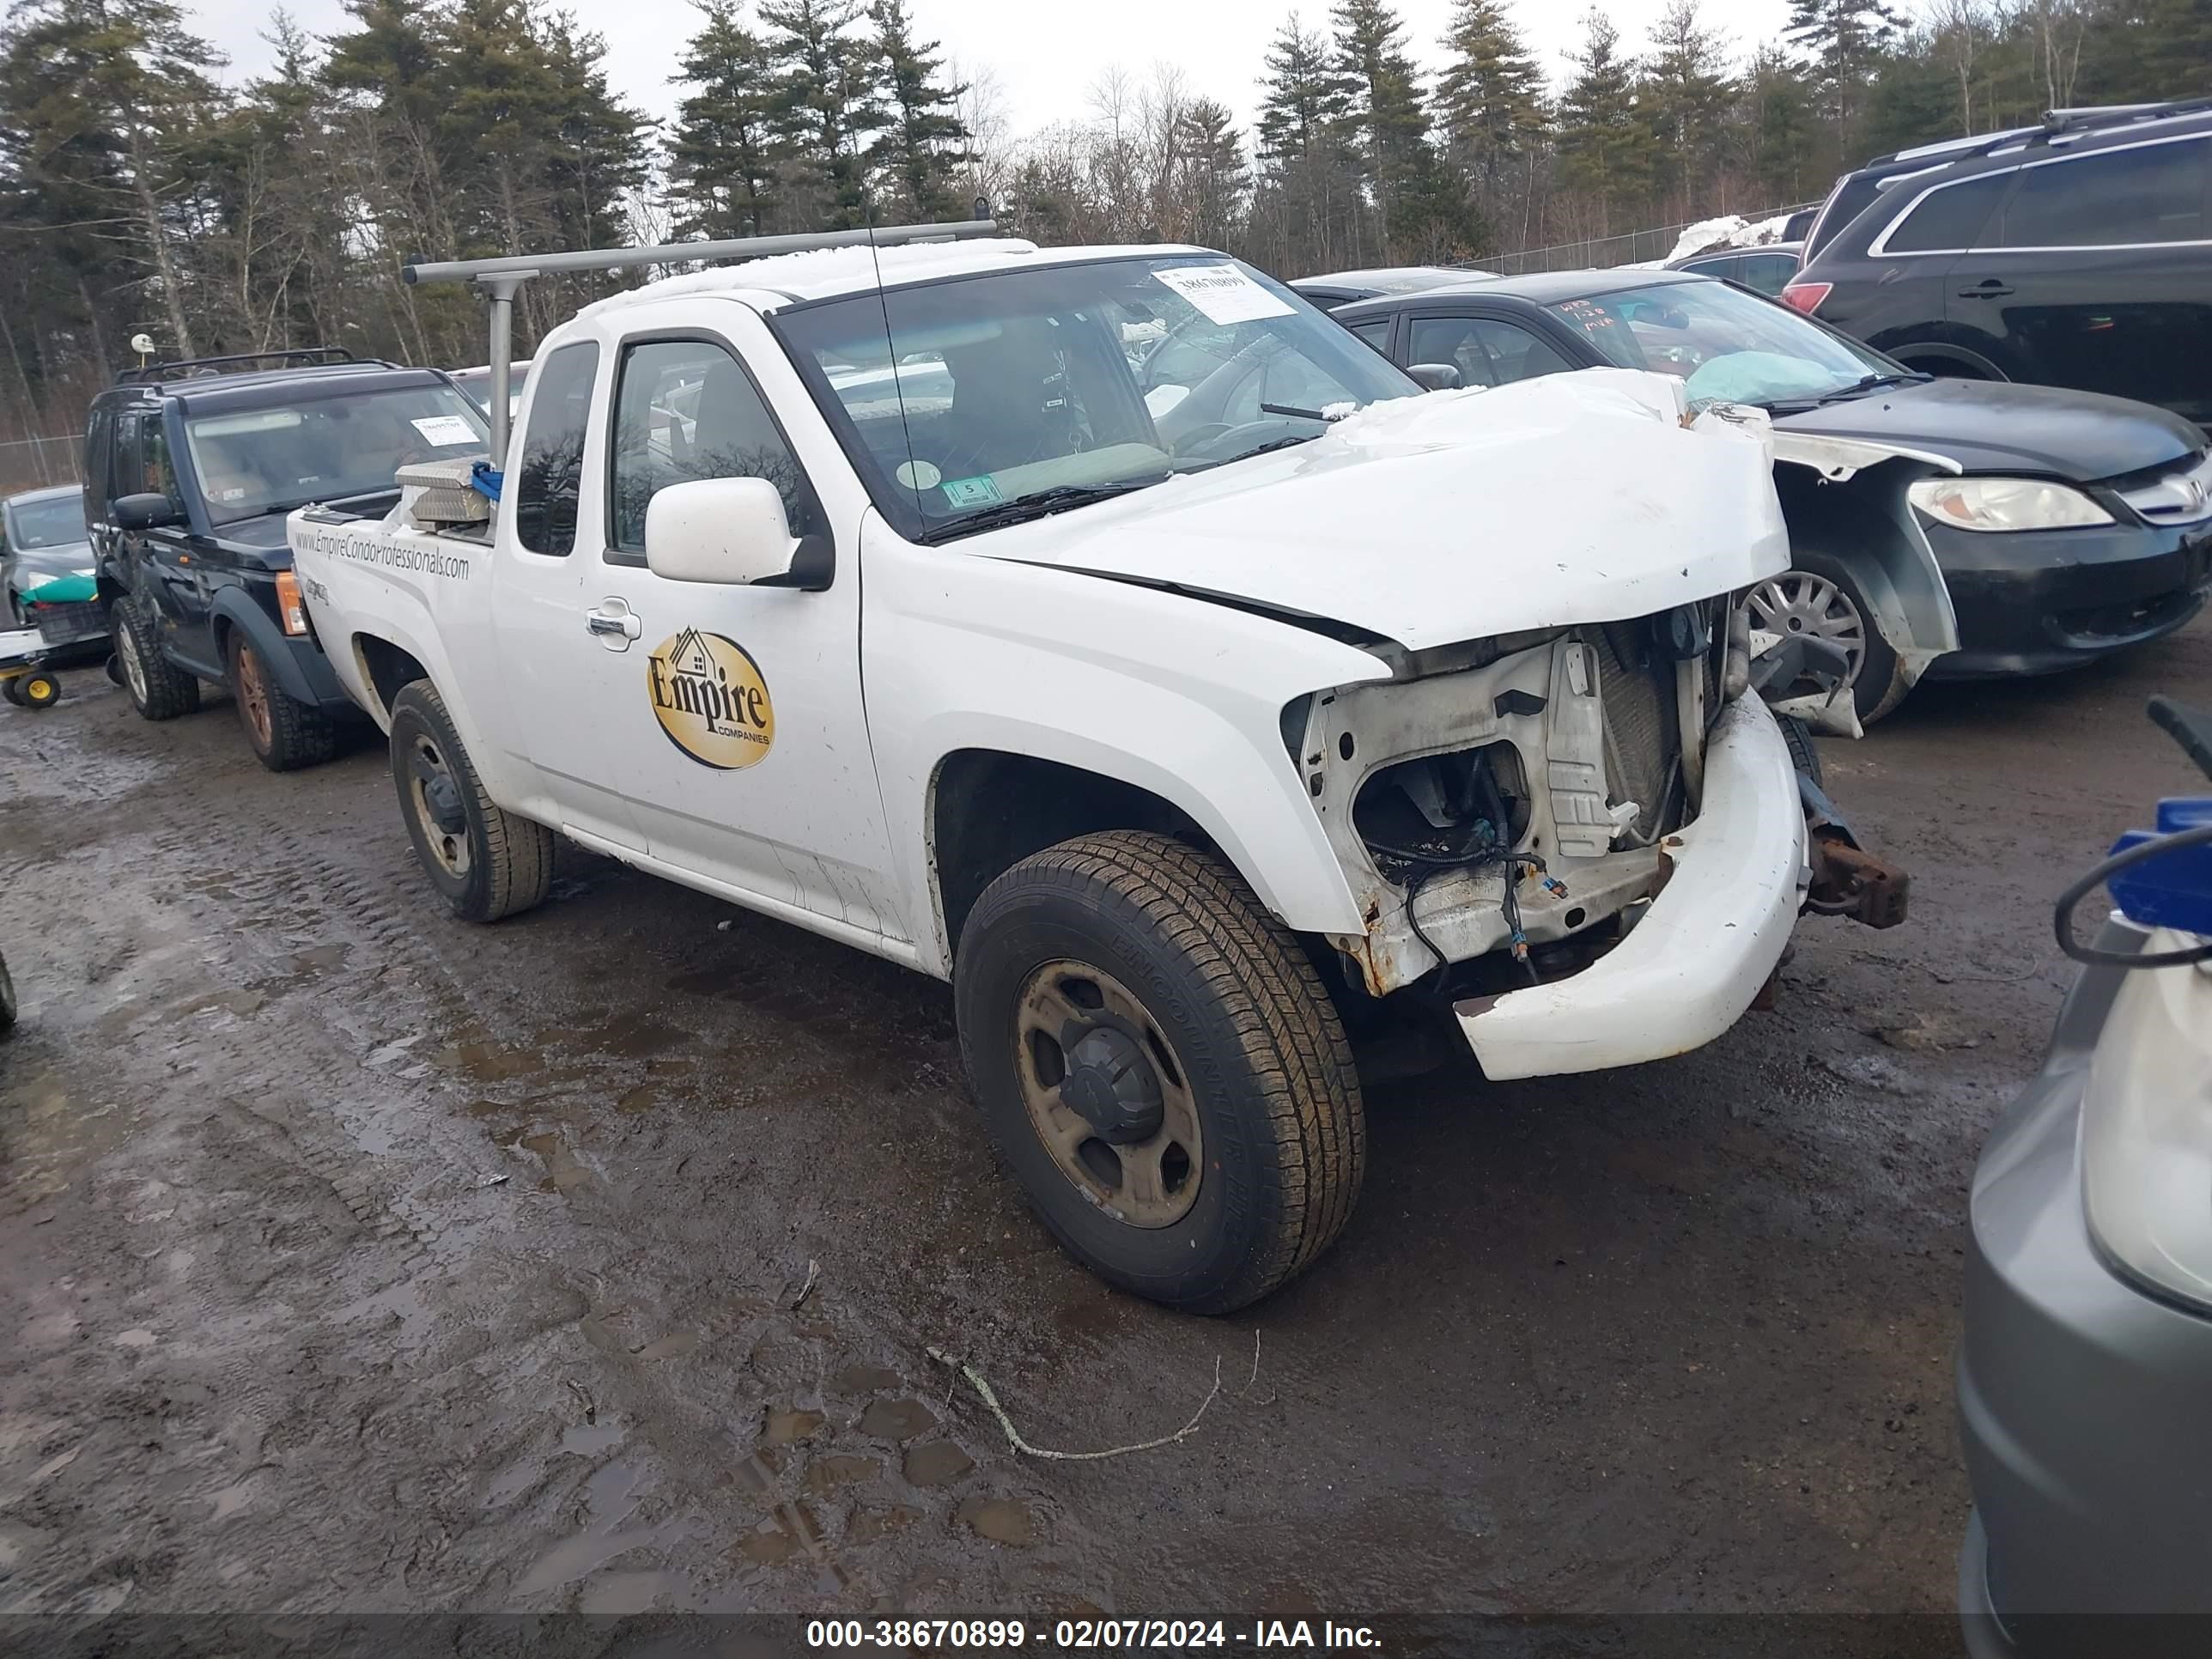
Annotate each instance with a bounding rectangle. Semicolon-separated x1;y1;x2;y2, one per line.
20;672;58;709
112;593;200;720
1;678;21;707
228;629;336;771
388;678;554;922
0;948;15;1038
1778;714;1822;790
1796;552;1907;725
955;830;1366;1314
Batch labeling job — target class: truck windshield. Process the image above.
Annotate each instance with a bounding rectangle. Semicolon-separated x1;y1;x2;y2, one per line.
1547;279;1899;407
6;495;88;549
773;254;1420;544
183;384;488;526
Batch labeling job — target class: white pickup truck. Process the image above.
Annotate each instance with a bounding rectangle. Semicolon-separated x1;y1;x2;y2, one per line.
293;230;1905;1312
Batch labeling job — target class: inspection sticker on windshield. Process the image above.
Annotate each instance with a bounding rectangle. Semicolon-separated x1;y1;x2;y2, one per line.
410;415;479;447
1152;264;1294;325
942;475;1002;507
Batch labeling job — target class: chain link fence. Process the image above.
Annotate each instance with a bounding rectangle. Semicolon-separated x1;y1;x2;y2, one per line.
1462;204;1820;278
0;434;80;495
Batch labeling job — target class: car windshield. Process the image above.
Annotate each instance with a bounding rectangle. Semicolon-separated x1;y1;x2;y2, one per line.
1546;279;1897;407
8;495;88;550
774;254;1419;543
183;383;488;525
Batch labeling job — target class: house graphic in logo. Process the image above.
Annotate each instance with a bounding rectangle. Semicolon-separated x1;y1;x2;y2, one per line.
646;628;775;770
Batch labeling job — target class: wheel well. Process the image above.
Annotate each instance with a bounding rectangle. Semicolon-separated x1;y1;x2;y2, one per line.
1889;343;2003;381
931;750;1210;955
355;635;429;721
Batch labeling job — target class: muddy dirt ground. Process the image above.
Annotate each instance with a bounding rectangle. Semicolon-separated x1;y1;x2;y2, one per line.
2;615;2204;1639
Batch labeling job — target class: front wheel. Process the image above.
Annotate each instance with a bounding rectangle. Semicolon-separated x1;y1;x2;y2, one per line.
229;630;335;771
955;830;1366;1314
18;671;58;709
387;679;554;922
112;594;200;720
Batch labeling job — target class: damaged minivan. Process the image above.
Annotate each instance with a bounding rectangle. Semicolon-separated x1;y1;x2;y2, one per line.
299;234;1909;1311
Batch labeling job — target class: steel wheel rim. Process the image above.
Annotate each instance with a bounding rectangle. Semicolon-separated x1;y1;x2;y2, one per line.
1013;958;1203;1230
1743;570;1866;689
235;642;273;748
406;733;471;878
118;622;148;703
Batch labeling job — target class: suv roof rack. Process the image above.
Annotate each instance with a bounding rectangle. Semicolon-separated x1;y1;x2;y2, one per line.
1863;96;2212;173
402;215;1000;458
118;347;390;386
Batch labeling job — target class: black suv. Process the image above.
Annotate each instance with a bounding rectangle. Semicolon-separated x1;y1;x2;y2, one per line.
86;350;487;769
1786;99;2212;428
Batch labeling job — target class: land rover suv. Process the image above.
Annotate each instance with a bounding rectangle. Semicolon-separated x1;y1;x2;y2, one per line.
1785;99;2212;428
84;349;488;769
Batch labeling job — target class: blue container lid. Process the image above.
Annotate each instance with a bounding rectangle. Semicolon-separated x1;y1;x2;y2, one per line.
2109;796;2212;939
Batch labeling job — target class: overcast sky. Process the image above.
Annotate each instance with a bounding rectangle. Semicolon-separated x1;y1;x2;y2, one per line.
195;0;1802;139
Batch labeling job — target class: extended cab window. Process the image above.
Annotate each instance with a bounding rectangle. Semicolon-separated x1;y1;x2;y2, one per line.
514;341;599;556
1993;137;2209;248
608;339;818;558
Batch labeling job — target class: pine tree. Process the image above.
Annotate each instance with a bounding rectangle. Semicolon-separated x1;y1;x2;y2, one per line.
1786;0;1906;154
759;0;889;229
1330;0;1465;252
1434;0;1546;193
1252;14;1365;266
1643;0;1735;219
669;1;792;239
1734;43;1820;206
1553;8;1650;234
1173;96;1248;249
867;0;969;221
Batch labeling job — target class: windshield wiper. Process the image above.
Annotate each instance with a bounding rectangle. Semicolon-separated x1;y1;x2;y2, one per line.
1179;432;1322;471
1785;371;1931;410
1260;401;1332;422
919;478;1164;543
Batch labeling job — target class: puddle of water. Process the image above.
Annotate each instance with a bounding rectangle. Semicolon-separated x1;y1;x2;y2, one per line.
957;1495;1035;1547
858;1398;937;1441
561;1424;625;1456
833;1364;902;1395
436;1042;544;1083
520;1132;590;1193
902;1441;974;1487
586;1017;694;1060
763;1409;823;1447
513;1460;658;1595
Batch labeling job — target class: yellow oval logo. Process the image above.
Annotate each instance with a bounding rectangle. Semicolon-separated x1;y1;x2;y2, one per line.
646;629;775;769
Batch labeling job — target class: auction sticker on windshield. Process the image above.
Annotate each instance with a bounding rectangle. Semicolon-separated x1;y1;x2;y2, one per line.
1152;264;1295;325
410;415;480;447
647;629;775;769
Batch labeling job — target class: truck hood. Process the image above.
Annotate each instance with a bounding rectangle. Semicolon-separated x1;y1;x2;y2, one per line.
970;368;1792;650
1771;377;2203;484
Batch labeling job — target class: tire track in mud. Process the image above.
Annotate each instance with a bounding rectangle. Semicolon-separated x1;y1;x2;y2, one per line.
5;699;1117;1616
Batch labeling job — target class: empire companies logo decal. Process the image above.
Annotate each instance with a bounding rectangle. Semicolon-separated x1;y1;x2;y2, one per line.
647;629;775;769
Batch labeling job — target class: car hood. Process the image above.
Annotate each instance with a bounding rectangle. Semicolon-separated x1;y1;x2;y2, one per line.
1771;378;2202;483
6;541;95;592
970;368;1791;651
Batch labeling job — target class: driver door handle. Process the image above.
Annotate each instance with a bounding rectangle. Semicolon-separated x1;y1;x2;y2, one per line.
586;604;641;647
1957;280;2014;299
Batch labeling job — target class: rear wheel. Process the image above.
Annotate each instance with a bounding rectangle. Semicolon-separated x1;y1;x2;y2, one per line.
19;671;58;709
1;678;21;708
112;594;200;721
228;629;335;771
955;830;1365;1314
388;679;554;922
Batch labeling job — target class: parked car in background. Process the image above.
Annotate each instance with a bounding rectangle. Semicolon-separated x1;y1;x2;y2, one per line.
1668;240;1802;295
3;483;106;659
1288;267;1494;309
86;349;489;769
1800;126;2050;264
1336;268;2212;721
1786;99;2212;427
449;358;533;422
1959;696;2212;1659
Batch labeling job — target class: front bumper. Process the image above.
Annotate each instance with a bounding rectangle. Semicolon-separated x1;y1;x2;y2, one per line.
1957;933;2212;1656
1924;518;2210;679
1455;695;1806;1079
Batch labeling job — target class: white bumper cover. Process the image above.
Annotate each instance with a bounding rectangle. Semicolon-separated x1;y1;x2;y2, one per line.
1455;695;1808;1080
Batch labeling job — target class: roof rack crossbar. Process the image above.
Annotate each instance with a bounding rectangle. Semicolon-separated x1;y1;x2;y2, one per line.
402;216;999;461
119;346;368;385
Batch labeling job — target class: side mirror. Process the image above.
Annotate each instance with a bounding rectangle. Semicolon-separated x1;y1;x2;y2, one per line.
113;492;182;532
1407;362;1462;392
643;477;832;591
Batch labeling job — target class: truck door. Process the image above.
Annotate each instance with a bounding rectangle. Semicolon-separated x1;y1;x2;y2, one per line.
118;410;217;672
581;325;907;945
489;339;650;854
